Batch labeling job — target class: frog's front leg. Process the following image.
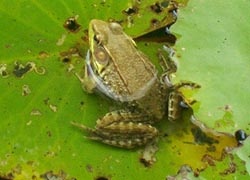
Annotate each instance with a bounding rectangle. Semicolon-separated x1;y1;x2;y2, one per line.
168;82;201;121
71;110;158;149
75;50;96;93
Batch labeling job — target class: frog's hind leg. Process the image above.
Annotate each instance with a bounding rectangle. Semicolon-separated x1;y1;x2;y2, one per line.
71;110;158;149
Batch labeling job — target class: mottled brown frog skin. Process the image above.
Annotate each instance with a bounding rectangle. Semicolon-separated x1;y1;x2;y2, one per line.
72;19;198;148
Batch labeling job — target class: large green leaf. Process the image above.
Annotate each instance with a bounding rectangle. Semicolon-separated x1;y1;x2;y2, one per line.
172;0;250;133
0;0;249;179
171;0;250;178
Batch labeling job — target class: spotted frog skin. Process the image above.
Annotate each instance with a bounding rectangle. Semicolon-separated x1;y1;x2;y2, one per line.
72;19;199;148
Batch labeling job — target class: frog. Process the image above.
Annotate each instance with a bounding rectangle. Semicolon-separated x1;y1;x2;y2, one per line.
72;19;199;149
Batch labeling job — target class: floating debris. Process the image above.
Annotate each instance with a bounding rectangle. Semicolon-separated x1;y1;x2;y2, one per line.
0;64;9;78
49;104;58;112
22;84;31;96
26;120;32;126
30;109;42;116
56;34;67;46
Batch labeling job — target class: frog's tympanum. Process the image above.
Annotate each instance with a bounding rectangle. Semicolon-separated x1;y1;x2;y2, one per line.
72;19;198;148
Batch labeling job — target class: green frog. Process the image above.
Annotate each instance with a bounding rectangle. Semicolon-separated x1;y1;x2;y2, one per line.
72;19;199;148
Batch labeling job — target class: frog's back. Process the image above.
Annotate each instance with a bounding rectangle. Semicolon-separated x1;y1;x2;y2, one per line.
97;20;158;102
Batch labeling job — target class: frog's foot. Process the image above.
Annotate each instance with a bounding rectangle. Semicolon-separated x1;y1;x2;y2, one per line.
168;82;200;121
71;111;159;149
168;91;184;121
75;71;96;93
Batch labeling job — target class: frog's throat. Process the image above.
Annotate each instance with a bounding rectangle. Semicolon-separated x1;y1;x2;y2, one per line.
86;50;157;102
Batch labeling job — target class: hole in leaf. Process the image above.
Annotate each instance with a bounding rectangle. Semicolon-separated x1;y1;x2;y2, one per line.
122;6;138;15
150;18;160;27
150;2;163;14
62;57;71;63
64;16;81;33
161;0;169;8
95;176;110;180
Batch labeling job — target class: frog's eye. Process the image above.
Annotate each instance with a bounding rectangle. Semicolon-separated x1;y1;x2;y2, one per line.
93;34;101;44
93;33;107;45
93;46;110;70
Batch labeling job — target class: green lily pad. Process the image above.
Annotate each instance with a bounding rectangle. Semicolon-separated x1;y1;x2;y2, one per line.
172;0;250;178
0;0;249;179
172;0;250;133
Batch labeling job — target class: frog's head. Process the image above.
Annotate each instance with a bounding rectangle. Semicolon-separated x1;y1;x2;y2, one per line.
86;19;157;102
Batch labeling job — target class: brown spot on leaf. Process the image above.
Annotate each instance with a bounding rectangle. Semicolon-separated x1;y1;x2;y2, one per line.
13;62;32;78
139;157;151;167
59;47;81;63
38;51;50;59
86;164;93;173
47;131;52;137
44;98;50;105
201;154;216;166
219;162;237;175
0;173;14;180
5;44;12;49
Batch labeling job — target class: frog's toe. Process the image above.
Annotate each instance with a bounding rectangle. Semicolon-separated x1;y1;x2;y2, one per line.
101;138;152;149
71;121;97;134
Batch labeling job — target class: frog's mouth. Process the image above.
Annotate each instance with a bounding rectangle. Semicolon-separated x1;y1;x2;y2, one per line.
85;50;157;102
